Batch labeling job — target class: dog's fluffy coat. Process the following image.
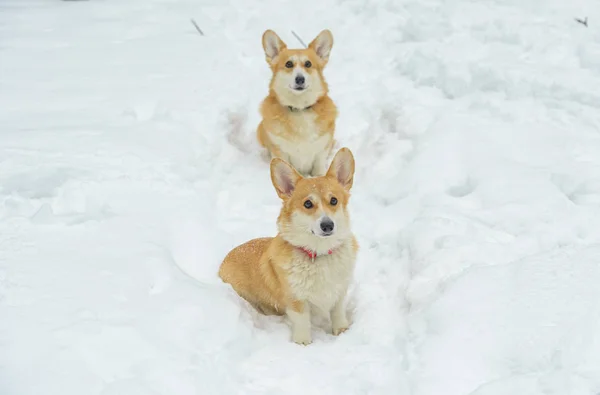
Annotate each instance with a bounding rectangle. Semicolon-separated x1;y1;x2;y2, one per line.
256;29;338;177
218;148;358;345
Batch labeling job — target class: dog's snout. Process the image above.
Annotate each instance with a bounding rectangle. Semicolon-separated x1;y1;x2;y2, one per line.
320;218;334;234
295;75;305;85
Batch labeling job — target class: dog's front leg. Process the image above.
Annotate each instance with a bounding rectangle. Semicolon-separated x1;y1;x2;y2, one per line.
287;300;312;345
269;145;290;164
330;293;349;336
310;152;328;177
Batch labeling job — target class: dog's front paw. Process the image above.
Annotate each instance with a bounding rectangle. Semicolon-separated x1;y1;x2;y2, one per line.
292;329;312;345
331;315;350;336
332;325;349;336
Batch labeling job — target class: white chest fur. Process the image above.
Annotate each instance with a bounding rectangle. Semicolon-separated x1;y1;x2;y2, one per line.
285;242;356;314
269;111;331;176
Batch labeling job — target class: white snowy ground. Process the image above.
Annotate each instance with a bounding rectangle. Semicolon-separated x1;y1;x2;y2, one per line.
2;0;600;394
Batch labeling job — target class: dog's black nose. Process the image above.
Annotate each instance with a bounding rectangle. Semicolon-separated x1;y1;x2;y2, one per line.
295;75;305;85
320;218;334;234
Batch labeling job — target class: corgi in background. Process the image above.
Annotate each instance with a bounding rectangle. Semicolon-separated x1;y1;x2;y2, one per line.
218;148;358;345
256;29;338;177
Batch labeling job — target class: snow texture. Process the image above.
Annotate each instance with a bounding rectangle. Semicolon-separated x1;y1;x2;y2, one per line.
2;0;600;394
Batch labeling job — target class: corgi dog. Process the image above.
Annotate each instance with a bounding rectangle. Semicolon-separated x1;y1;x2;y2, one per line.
256;29;338;178
219;148;358;345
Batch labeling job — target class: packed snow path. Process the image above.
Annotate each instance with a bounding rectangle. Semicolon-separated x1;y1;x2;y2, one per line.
2;0;600;394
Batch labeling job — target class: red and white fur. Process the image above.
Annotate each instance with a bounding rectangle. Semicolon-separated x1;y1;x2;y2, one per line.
256;29;338;177
218;148;358;344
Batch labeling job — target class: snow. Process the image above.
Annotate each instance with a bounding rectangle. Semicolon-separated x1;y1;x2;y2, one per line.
1;0;600;393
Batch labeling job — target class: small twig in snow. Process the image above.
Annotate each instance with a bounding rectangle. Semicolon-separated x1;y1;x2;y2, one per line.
575;17;588;27
291;31;307;48
191;19;204;36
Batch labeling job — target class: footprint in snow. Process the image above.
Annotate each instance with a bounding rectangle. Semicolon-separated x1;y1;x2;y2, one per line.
446;177;477;198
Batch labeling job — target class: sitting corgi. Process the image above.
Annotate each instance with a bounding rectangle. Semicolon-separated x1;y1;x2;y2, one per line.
256;29;338;177
219;148;358;345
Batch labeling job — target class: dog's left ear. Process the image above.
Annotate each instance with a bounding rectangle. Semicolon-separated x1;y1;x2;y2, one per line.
308;29;334;64
326;147;355;191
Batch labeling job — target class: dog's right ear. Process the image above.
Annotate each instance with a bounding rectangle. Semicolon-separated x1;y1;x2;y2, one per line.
270;158;302;199
262;30;287;64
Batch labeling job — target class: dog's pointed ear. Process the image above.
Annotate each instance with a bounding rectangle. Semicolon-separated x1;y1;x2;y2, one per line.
308;29;334;64
271;157;302;199
326;147;355;191
262;30;287;64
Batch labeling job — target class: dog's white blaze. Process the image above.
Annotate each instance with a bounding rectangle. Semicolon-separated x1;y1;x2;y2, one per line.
282;206;352;252
293;65;308;86
269;112;331;176
271;56;325;110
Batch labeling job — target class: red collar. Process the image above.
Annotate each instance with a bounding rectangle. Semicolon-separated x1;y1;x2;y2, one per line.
299;247;333;260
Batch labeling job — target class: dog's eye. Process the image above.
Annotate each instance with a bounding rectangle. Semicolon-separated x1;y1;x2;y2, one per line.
303;200;313;209
285;61;293;68
330;197;338;206
305;60;312;68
